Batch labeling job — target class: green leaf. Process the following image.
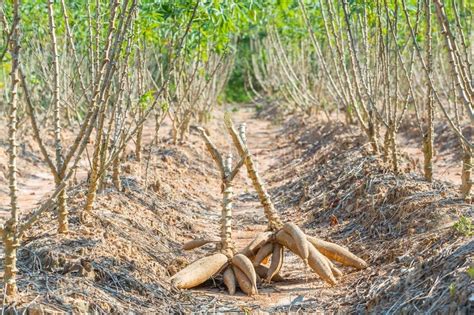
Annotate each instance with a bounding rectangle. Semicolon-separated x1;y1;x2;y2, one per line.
448;283;456;298
453;216;473;237
467;266;474;279
139;90;155;110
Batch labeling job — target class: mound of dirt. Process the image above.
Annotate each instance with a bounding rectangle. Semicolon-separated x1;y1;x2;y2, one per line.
2;136;222;313
264;114;473;313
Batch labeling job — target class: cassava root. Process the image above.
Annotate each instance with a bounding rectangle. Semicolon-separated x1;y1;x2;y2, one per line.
307;236;368;269
223;266;237;295
253;242;273;267
233;265;258;296
276;230;337;285
266;243;284;282
283;222;309;264
170;253;228;289
182;238;218;250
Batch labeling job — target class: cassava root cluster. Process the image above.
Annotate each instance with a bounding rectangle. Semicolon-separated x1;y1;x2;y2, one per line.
225;116;368;288
170;127;259;295
170;116;368;296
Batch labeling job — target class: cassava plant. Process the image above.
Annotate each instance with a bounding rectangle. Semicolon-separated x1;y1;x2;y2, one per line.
13;0;141;232
83;0;139;214
167;49;233;144
225;115;368;285
248;0;472;197
400;0;473;199
2;0;21;298
170;128;258;295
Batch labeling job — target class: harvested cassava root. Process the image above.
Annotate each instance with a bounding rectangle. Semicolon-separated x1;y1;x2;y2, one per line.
253;242;273;267
255;265;284;282
222;267;237;295
170;253;228;289
283;222;309;263
276;230;336;285
232;254;257;290
307;236;368;270
182;238;218;251
170;128;258;295
225;115;369;286
266;243;284;282
172;118;368;296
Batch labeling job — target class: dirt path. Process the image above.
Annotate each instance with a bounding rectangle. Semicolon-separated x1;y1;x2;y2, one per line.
0;172;53;218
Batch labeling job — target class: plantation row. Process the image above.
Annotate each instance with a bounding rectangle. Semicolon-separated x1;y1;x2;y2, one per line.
0;0;472;301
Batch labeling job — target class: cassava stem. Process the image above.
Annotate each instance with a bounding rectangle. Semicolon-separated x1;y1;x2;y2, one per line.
224;114;283;231
48;0;69;233
3;0;21;297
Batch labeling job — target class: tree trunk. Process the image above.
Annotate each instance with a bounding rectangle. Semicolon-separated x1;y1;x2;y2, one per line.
383;129;390;162
422;132;434;182
390;126;398;173
56;182;69;233
84;114;106;213
368;110;379;154
98;131;110;192
112;152;122;191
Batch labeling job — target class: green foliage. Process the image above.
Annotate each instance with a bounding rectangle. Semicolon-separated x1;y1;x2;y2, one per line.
139;90;155;110
225;85;253;103
223;36;253;103
160;101;169;113
2;0;473;108
467;266;474;279
453;216;473;237
448;283;456;298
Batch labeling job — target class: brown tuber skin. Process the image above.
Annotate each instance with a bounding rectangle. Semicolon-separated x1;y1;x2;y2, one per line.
182;238;217;251
240;231;273;257
255;265;284;282
307;236;368;269
276;230;337;285
322;255;344;278
253;242;274;267
266;243;284;282
232;254;258;291
223;266;237;295
233;265;258;296
283;222;309;264
170;253;228;289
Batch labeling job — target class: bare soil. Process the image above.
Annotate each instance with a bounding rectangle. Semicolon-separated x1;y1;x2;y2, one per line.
0;105;472;313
